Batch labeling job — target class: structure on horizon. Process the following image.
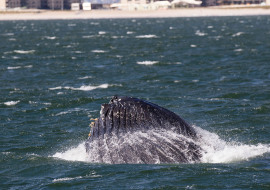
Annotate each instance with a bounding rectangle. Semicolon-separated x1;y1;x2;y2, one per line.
0;0;269;9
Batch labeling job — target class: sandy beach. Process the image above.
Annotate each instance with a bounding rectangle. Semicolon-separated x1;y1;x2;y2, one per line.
1;7;270;20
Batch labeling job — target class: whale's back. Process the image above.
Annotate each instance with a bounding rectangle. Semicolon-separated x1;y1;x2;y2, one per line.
85;96;201;164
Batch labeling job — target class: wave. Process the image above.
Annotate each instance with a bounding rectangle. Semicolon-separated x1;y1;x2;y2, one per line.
49;84;109;91
78;76;92;80
3;101;20;106
7;65;32;70
53;176;83;183
234;49;243;52
195;30;207;37
14;50;35;54
55;108;88;116
7;66;22;70
98;31;106;35
232;32;244;37
82;35;96;39
91;50;107;53
136;35;158;39
137;61;159;65
44;36;56;40
52;125;270;164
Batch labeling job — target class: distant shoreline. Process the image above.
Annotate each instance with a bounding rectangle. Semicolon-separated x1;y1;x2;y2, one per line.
1;7;270;20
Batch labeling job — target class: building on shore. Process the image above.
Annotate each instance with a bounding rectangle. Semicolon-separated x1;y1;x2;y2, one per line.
0;0;269;9
21;0;41;8
202;0;265;6
1;0;21;9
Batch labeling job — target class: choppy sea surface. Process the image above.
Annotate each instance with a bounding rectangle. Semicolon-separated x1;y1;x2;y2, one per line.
1;16;270;189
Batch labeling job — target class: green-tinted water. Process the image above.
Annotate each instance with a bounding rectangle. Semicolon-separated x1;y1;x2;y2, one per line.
1;16;270;189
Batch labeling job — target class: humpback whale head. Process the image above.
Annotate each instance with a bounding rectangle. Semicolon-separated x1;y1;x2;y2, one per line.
85;96;202;164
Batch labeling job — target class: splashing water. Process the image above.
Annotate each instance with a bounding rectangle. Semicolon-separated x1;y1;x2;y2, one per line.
52;126;270;164
195;127;270;163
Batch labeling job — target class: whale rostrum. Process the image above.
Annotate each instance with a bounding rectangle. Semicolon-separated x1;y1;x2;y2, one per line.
85;96;202;164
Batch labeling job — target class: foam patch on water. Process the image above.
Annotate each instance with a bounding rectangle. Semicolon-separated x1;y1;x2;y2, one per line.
49;84;109;91
52;126;270;164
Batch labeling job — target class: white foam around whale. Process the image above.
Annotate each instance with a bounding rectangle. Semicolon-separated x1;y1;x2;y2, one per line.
52;126;270;164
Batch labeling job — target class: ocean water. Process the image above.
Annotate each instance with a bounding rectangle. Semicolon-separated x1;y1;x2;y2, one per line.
1;16;270;189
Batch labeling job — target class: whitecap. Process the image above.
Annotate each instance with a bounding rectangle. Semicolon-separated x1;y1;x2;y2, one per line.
98;31;106;35
137;61;158;65
136;35;158;39
127;31;134;34
195;30;207;36
49;84;109;91
24;65;33;68
7;66;22;70
44;36;56;40
53;176;83;183
82;35;95;39
71;84;109;91
190;44;197;48
4;101;20;106
234;49;243;52
14;50;35;54
78;76;92;80
49;86;62;90
232;32;244;37
91;50;107;53
55;108;87;116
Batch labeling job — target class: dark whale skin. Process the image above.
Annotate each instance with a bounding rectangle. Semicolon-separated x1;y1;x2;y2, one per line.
85;96;202;164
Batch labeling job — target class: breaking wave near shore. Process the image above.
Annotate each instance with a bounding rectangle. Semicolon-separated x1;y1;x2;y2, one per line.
52;125;270;164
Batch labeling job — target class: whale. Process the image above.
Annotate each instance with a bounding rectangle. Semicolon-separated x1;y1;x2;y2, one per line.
85;96;202;164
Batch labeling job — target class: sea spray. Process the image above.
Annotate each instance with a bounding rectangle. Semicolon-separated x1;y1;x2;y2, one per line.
52;126;270;164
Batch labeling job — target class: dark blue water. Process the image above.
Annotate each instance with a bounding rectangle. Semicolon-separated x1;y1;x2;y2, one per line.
1;16;270;189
